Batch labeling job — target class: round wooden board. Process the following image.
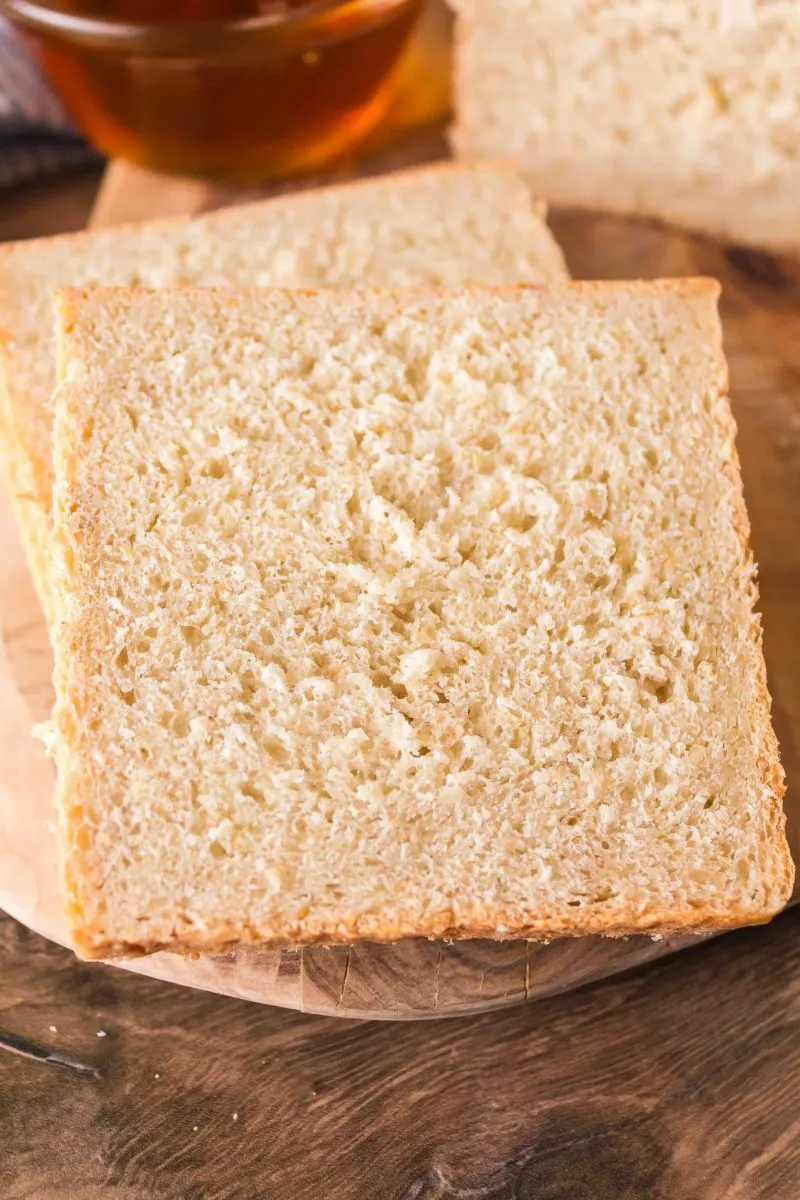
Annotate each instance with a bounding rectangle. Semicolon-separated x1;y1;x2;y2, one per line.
0;162;798;1019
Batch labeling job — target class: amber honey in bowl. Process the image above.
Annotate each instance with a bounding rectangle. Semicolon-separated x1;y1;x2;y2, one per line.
6;0;425;178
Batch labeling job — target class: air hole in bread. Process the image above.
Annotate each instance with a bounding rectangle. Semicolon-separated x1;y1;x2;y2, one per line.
242;782;265;803
264;737;289;763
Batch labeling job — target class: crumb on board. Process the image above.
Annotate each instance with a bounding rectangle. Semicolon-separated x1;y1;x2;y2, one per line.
49;1025;57;1033
97;1030;107;1038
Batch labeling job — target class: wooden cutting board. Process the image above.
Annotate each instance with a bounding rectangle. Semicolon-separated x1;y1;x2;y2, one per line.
1;144;798;1017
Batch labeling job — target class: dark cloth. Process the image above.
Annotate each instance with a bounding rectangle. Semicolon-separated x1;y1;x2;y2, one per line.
0;19;99;189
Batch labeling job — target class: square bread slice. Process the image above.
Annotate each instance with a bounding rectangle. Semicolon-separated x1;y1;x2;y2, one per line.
0;161;568;623
451;0;800;254
51;282;793;960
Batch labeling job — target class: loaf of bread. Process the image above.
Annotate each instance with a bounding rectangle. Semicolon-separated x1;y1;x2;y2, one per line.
452;1;800;254
0;162;568;622
51;282;792;959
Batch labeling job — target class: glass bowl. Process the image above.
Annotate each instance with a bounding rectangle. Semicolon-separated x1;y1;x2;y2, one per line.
4;0;425;179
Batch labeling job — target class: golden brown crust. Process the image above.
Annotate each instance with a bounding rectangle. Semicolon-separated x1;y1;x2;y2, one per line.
78;901;779;962
51;291;105;964
701;311;795;910
58;277;722;306
0;344;54;621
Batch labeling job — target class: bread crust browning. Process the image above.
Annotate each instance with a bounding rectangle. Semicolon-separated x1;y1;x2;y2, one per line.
700;314;794;914
77;904;782;963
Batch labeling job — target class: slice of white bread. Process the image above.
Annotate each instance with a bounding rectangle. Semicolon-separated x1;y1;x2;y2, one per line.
51;282;793;960
451;1;800;254
0;161;568;623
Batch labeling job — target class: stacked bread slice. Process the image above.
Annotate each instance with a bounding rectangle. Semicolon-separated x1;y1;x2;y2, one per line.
0;162;792;960
0;161;568;623
451;0;800;255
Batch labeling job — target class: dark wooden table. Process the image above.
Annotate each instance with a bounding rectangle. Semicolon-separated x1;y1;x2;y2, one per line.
3;907;800;1199
2;172;800;1200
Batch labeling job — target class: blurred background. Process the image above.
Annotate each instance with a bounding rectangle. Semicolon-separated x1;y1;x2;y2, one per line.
0;0;451;193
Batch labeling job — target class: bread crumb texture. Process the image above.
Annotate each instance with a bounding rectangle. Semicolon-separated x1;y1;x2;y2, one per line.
452;0;800;253
0;162;567;622
51;282;792;958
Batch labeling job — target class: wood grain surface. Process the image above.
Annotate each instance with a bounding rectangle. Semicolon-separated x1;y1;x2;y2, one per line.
2;905;799;1199
0;162;798;1018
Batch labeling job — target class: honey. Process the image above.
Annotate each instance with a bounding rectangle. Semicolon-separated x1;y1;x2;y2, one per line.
16;0;427;179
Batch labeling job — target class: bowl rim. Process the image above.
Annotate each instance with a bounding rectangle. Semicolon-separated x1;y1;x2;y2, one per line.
2;0;419;54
